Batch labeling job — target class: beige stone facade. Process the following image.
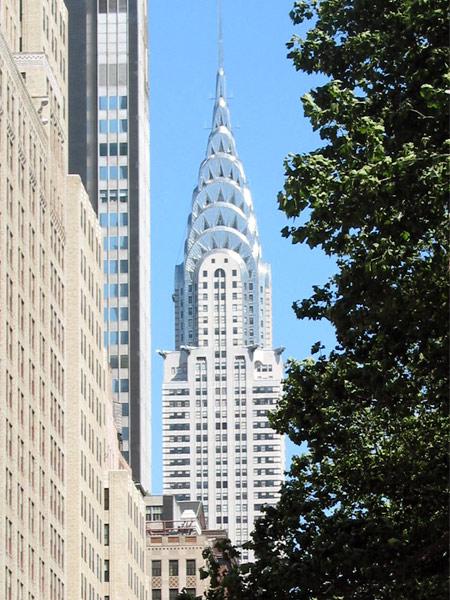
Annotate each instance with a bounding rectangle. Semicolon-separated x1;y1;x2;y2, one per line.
0;2;68;599
105;472;149;600
148;533;214;600
65;175;108;600
145;496;226;600
0;4;150;600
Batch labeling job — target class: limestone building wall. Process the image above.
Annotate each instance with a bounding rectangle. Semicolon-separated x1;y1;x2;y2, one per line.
65;175;109;600
0;5;150;598
147;535;212;600
0;6;67;598
105;471;150;600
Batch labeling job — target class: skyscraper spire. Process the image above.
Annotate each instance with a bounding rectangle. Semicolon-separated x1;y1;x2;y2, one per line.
217;0;224;70
177;64;272;350
163;41;284;562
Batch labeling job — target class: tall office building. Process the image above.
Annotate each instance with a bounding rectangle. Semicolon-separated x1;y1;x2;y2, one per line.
66;0;151;490
161;67;284;557
0;2;69;598
0;4;151;599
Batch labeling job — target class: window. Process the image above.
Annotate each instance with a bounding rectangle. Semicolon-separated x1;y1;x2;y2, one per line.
169;591;179;600
104;524;109;546
109;260;119;274
104;559;110;582
152;592;161;600
169;560;179;576
151;560;161;577
105;119;128;134
186;559;196;576
120;260;128;273
104;284;118;297
108;213;118;227
146;505;163;521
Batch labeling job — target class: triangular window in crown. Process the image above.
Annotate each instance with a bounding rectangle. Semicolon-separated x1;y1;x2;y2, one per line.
217;189;225;203
216;212;225;227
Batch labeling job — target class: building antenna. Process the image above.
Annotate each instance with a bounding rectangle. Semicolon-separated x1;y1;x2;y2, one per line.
217;0;224;69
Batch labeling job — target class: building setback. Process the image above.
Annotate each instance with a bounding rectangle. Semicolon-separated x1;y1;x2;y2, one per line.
65;177;150;600
161;67;284;559
66;0;151;491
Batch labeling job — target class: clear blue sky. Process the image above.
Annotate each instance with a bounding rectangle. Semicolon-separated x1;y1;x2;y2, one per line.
149;0;335;493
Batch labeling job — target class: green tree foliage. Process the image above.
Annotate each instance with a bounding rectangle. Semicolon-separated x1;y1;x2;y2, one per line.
203;0;449;598
199;539;249;600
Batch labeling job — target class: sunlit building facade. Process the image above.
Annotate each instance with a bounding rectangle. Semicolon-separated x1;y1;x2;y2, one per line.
0;1;69;597
161;67;284;558
67;0;151;490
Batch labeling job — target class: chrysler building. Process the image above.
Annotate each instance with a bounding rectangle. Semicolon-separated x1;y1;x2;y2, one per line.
161;66;284;556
